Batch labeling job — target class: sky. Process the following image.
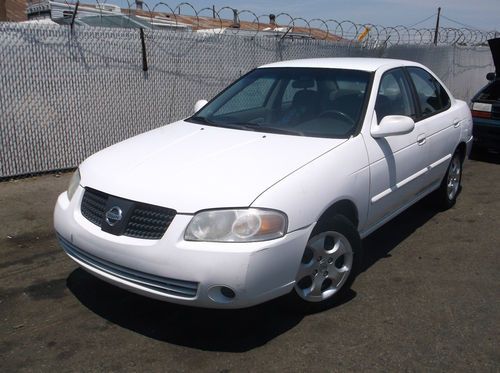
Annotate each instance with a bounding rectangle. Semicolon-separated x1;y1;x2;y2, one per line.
109;0;500;32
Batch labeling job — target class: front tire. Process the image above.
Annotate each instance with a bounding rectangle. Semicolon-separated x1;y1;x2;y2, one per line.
289;214;362;313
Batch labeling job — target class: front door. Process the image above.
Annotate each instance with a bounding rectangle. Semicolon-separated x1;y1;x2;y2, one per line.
364;68;429;228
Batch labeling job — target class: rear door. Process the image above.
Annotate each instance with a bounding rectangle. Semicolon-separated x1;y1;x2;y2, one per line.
406;67;461;187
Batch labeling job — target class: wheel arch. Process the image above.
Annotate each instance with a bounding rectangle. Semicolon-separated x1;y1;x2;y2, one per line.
316;199;359;230
456;141;467;163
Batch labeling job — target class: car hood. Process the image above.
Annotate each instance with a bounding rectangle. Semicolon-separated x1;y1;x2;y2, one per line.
80;121;346;213
489;38;500;76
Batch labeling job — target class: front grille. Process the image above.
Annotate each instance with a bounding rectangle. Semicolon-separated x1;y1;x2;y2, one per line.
81;188;107;226
123;205;176;239
57;234;198;298
80;188;176;240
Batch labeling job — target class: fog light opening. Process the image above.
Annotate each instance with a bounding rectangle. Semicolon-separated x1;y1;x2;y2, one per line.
220;286;235;299
208;285;237;304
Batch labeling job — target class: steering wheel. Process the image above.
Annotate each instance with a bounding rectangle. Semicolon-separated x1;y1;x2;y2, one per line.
319;110;355;125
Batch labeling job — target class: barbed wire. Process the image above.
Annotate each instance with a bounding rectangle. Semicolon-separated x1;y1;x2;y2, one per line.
51;0;500;46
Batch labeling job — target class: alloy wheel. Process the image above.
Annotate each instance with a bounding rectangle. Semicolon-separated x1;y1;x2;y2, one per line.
295;231;353;302
447;154;461;200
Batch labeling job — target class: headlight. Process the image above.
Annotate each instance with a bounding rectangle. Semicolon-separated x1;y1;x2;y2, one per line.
185;208;287;242
67;169;80;201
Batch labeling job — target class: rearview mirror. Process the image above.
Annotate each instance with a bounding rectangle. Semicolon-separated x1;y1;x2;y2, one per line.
194;99;208;113
371;115;415;138
486;72;496;81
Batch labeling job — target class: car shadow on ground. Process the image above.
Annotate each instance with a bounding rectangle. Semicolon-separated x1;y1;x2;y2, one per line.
67;269;302;352
360;195;440;272
66;195;441;352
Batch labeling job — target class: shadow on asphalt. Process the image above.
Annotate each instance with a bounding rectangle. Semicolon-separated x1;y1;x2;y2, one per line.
66;195;442;352
67;269;302;352
360;195;440;273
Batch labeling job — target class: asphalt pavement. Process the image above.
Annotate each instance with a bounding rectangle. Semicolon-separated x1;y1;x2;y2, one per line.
1;153;499;372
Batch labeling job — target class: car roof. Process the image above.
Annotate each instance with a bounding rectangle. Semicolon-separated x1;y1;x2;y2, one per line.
258;57;423;72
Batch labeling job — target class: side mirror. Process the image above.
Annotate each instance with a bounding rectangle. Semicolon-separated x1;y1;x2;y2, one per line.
371;115;415;138
194;99;208;113
486;72;496;81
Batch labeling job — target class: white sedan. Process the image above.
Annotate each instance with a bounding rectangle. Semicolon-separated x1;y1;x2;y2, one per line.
54;58;472;311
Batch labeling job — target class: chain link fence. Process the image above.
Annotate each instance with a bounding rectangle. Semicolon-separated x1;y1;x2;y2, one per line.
0;23;495;178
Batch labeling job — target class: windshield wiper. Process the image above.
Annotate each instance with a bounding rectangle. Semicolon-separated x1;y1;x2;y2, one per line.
188;117;255;130
223;122;304;136
258;126;304;136
188;118;303;136
200;121;266;132
188;116;216;125
226;122;262;131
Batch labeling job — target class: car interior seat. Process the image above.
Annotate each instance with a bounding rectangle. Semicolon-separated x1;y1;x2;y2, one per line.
280;77;320;125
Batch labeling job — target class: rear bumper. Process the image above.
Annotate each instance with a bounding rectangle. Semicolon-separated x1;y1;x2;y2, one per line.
472;119;500;151
54;187;313;308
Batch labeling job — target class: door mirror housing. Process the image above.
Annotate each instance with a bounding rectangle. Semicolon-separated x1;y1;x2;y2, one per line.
486;72;496;81
194;99;208;113
371;115;415;138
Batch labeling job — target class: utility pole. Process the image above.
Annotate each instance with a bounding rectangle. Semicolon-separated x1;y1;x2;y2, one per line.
433;7;441;45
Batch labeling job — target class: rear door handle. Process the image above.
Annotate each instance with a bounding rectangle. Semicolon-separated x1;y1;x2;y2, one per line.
453;120;461;127
417;134;426;145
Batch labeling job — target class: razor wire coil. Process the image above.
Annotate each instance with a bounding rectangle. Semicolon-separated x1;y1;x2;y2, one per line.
49;0;499;46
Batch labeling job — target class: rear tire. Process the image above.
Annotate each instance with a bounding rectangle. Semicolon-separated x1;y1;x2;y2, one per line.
435;150;463;210
288;214;362;313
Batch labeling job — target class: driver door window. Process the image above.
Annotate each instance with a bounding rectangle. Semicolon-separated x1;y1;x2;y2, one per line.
375;69;416;122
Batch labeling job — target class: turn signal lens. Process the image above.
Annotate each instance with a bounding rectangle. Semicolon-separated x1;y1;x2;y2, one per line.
67;169;80;201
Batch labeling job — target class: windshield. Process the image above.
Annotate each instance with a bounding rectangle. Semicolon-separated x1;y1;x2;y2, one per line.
188;67;372;138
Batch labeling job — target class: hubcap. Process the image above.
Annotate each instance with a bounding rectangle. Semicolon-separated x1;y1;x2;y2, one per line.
447;155;461;200
295;231;353;302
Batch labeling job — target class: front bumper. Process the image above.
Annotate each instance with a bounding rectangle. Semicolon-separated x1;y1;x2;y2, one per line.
54;186;313;308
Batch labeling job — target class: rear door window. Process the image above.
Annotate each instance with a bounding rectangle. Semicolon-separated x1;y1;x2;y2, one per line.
407;67;450;118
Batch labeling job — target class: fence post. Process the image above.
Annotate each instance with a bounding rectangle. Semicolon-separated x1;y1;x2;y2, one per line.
70;1;80;31
140;28;148;72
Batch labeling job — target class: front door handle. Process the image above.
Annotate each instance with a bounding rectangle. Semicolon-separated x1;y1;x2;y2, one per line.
417;134;426;145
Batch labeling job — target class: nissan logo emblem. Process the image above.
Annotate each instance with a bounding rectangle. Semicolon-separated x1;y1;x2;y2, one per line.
105;206;123;226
